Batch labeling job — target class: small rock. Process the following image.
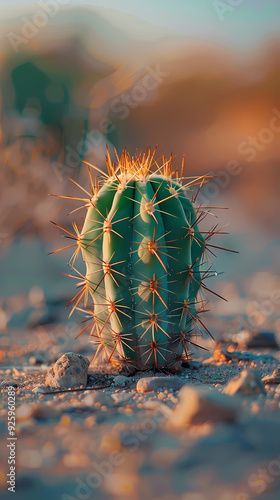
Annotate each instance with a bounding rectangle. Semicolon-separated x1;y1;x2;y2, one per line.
137;376;187;393
275;385;280;394
170;386;237;427
224;369;266;396
233;329;278;349
142;399;173;418
83;391;112;407
17;402;57;420
157;392;165;400
111;392;133;404
262;368;280;384
113;375;128;386
29;355;44;366
169;395;178;404
213;342;232;363
202;357;214;365
45;352;89;390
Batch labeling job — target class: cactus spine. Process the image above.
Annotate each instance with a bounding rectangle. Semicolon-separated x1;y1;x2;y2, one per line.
52;148;233;371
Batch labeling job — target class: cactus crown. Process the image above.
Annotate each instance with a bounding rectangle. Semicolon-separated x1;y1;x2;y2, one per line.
51;147;234;372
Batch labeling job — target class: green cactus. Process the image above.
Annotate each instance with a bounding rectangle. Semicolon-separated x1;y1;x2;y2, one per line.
51;148;234;371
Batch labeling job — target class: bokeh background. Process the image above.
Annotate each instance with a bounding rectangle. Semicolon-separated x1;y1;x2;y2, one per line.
1;0;280;342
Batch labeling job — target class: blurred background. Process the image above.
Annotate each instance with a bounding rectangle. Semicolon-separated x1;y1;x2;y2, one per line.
0;0;280;341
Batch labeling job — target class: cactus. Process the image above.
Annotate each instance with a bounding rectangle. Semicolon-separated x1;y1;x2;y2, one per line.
51;147;235;371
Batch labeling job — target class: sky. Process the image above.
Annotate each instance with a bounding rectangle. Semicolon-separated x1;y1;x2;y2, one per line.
1;0;280;50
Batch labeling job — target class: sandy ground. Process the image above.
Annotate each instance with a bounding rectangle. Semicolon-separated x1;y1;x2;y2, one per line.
0;321;280;500
0;239;279;500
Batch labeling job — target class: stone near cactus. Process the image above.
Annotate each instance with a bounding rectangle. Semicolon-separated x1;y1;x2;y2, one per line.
170;386;237;427
262;368;280;384
45;352;89;389
213;342;233;363
223;369;266;397
51;148;235;371
136;376;187;393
